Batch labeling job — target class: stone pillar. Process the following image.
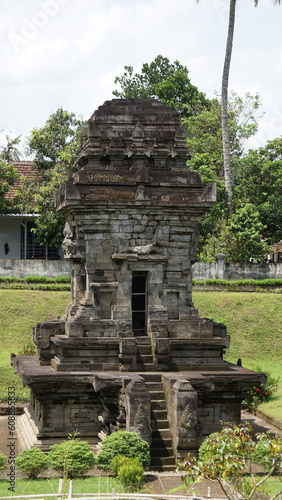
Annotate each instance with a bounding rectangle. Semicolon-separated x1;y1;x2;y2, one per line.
124;378;152;443
171;380;200;458
215;253;226;279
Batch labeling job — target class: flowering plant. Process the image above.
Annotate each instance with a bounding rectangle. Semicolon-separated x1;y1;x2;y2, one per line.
242;368;279;412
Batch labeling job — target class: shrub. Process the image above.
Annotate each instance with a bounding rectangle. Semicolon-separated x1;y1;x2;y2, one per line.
15;447;48;479
110;455;132;475
118;460;145;492
242;367;279;412
110;455;142;476
96;431;150;471
48;438;95;478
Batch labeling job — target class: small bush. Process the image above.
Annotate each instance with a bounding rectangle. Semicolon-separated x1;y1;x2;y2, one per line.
96;431;150;471
15;447;48;479
118;460;145;492
110;455;132;475
48;438;95;478
110;455;142;476
242;367;279;412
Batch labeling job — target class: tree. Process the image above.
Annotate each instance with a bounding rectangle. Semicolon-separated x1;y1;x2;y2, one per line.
185;92;261;258
113;55;210;117
0;134;22;162
179;422;282;500
233;137;282;243
197;0;280;217
0;160;18;213
14;108;85;247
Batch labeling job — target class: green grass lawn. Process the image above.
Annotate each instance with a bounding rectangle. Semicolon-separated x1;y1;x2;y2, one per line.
0;476;124;497
193;291;282;421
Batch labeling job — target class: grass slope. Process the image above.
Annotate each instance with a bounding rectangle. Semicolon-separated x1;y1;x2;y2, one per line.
0;290;70;401
193;292;282;421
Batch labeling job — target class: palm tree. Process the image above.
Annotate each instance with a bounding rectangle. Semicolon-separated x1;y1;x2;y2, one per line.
0;134;22;163
197;0;280;217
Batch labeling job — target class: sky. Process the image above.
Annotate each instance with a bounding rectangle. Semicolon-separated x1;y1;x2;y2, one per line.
1;0;282;155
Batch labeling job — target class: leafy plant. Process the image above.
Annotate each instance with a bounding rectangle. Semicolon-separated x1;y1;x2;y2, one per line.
179;422;282;500
242;367;279;412
110;455;132;475
48;435;95;478
96;431;150;471
118;459;145;492
15;447;48;479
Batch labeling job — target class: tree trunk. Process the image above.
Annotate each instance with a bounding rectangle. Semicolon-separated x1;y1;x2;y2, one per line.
221;0;236;217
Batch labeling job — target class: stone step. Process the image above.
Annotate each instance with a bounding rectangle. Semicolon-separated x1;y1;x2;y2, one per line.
135;337;152;345
152;437;173;448
152;419;169;430
151;400;167;410
151;409;168;420
137;345;152;355
140;373;162;382
136;354;154;364
151;446;174;457
148;390;164;399
145;382;164;392
150;455;176;470
136;364;158;372
152;428;172;439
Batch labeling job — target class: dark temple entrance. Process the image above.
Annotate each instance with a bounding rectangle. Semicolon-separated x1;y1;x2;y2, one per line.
132;273;147;336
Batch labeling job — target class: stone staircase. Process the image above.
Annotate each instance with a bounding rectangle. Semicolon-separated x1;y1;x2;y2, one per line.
135;336;155;371
141;372;176;471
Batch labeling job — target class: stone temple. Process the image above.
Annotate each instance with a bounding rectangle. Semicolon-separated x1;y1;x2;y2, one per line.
13;99;263;470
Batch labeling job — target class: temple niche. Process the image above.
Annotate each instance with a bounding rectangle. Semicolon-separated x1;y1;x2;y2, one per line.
13;99;264;470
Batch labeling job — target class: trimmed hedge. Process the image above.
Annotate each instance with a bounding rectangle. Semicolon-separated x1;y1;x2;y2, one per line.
0;276;71;291
192;279;282;287
0;276;70;283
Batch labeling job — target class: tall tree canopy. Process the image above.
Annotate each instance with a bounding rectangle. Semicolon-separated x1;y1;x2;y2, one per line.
113;55;210;117
234;137;282;243
14;109;85;246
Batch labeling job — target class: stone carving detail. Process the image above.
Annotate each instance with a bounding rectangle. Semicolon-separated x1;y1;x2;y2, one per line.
134;403;151;444
62;220;78;258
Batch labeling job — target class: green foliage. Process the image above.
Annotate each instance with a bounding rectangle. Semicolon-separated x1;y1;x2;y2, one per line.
0;453;7;472
15;447;49;479
234;137;282;243
14;108;85;246
193;278;282;287
242;367;280;412
185;92;263;258
96;431;150;471
110;455;132;475
0;134;22;162
48;437;95;478
113;55;210;117
0;276;70;283
0;160;18;213
118;460;145;492
179;422;282;500
198;204;269;263
0;275;71;291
